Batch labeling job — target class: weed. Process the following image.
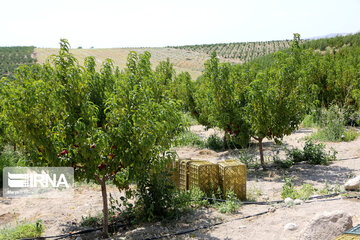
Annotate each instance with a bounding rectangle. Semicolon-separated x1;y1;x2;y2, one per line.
0;220;44;240
238;150;257;168
246;184;262;202
281;176;316;200
216;190;242;214
281;176;299;200
174;130;205;148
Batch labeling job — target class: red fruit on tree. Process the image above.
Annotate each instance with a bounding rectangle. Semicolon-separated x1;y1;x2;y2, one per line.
109;154;114;160
90;144;96;149
74;144;79;148
60;149;68;155
97;164;103;170
112;145;116;150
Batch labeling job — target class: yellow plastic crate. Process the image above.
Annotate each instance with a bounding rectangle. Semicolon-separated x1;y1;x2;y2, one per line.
167;159;180;188
333;234;360;240
179;159;192;190
218;160;246;200
189;160;219;195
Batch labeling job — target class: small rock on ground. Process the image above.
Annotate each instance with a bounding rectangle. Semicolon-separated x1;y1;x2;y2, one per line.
344;175;360;190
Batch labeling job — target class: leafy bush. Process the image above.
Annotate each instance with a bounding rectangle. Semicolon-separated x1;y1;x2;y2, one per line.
286;147;304;163
205;134;223;151
286;140;337;165
189;186;210;207
216;190;242;214
303;140;335;165
135;168;193;222
0;220;44;240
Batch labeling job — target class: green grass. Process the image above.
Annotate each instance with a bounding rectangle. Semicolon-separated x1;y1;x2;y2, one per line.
310;127;359;142
182;112;199;126
0;220;44;240
174;130;205;148
0;145;28;187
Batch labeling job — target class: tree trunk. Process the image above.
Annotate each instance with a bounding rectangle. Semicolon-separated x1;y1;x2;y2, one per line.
99;176;109;238
13;143;16;152
258;138;266;170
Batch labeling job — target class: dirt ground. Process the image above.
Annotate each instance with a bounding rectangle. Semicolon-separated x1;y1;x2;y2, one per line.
1;126;359;239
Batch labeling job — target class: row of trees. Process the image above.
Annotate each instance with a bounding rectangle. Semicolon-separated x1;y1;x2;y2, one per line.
0;46;35;79
172;39;306;62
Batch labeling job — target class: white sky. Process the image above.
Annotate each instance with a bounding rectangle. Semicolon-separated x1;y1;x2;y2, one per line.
1;0;360;48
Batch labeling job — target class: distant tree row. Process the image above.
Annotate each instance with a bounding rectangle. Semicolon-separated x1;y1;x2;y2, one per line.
171;39;306;62
301;32;360;51
0;46;36;79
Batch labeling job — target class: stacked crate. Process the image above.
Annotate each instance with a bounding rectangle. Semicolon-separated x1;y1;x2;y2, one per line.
218;160;247;200
174;159;247;200
188;161;219;195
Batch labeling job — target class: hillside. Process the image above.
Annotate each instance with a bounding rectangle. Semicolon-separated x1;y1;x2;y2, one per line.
2;32;359;81
34;47;239;80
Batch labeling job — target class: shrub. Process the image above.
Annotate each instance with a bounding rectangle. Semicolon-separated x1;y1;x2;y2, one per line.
189;186;209;207
303;140;335;165
216;190;242;214
286;140;337;165
275;159;294;169
205;134;223;151
286;147;304;163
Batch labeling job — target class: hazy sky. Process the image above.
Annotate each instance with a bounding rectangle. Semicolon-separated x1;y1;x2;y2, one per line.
1;0;360;48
